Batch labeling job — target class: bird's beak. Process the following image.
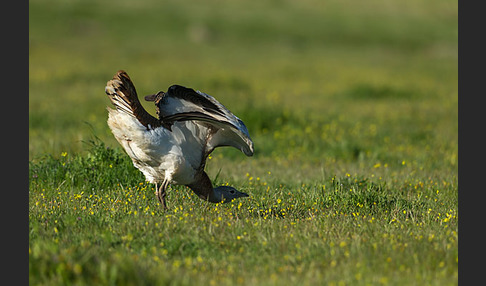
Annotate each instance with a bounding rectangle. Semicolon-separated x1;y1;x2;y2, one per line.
241;192;249;198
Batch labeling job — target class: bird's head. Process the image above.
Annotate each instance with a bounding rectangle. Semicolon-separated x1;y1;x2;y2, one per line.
212;186;249;203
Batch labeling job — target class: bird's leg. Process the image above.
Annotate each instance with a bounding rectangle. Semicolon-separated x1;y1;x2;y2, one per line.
156;179;169;210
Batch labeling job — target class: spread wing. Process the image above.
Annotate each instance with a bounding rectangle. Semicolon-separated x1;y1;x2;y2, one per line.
146;85;254;157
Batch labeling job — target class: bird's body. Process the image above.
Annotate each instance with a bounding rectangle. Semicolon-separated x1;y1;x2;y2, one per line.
105;70;253;208
107;110;206;185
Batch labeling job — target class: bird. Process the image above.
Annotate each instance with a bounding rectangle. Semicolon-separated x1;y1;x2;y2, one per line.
104;70;254;209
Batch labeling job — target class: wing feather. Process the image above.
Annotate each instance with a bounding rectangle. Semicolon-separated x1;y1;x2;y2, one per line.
150;85;254;157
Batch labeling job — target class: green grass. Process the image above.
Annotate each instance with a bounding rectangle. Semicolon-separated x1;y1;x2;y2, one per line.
29;0;457;285
29;141;457;285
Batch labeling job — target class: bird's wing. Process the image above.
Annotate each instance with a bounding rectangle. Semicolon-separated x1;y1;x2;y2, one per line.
146;85;254;157
105;70;162;130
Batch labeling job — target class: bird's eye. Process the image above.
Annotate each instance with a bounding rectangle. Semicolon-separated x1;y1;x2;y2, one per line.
230;190;235;194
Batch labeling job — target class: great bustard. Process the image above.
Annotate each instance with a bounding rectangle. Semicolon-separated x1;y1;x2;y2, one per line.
105;70;254;209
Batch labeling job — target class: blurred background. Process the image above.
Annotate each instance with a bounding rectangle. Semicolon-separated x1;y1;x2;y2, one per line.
29;0;457;181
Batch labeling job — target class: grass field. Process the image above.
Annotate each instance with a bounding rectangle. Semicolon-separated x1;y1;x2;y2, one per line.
29;0;458;285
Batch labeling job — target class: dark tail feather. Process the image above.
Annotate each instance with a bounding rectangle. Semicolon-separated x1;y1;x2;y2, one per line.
105;70;161;129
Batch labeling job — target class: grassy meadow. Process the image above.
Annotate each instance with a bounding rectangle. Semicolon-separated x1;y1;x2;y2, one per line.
29;0;458;285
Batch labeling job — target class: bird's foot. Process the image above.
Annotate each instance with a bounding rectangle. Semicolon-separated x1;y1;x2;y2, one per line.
156;181;169;210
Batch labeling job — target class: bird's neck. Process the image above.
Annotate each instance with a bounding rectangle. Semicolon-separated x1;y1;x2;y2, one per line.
186;171;221;203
